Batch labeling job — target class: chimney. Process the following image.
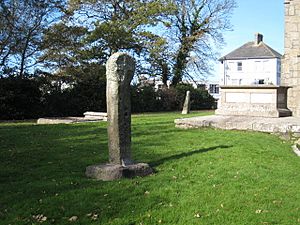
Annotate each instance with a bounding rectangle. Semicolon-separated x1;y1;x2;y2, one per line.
255;33;263;45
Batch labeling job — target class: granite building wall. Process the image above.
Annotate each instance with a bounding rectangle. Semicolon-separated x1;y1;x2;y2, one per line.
282;0;300;116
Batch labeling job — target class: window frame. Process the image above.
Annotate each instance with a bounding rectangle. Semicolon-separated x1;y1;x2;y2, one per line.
237;62;243;71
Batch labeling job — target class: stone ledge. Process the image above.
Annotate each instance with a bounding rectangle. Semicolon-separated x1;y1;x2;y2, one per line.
175;115;300;134
85;163;153;181
37;117;105;124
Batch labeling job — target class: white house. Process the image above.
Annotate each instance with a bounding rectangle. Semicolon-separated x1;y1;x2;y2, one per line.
219;33;282;85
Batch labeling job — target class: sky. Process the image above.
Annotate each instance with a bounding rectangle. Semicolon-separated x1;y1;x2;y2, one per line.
210;0;285;82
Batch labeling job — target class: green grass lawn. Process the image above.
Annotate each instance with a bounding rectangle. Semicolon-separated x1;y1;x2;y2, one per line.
1;111;300;225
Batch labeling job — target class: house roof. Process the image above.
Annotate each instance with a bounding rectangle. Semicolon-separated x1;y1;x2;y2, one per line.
219;41;282;61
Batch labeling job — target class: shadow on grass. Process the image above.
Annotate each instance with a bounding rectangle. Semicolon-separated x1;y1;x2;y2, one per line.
150;145;232;167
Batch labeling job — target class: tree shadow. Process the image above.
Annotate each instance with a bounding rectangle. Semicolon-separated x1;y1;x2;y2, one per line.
150;145;232;167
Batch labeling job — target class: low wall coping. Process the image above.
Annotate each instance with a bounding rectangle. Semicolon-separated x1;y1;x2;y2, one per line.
220;85;291;90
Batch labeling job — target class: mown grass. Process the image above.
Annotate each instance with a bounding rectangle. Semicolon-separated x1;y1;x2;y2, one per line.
1;111;300;225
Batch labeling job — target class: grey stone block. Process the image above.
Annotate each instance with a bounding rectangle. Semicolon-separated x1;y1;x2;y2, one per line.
85;163;153;181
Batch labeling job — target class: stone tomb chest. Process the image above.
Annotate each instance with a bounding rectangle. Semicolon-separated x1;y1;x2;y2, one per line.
215;85;292;117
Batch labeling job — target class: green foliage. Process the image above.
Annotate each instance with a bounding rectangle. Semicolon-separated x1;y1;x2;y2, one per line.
169;0;237;85
1;112;300;224
145;34;171;84
0;69;215;119
0;0;65;77
131;83;215;113
41;23;89;70
0;64;107;119
1;0;237;86
174;83;216;110
0;76;42;120
68;0;175;56
131;85;160;113
191;88;217;109
40;64;107;117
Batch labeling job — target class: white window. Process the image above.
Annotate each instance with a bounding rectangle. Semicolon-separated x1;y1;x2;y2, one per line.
232;79;242;85
255;61;262;71
237;62;242;71
263;60;269;72
209;84;219;94
228;62;235;70
258;79;264;84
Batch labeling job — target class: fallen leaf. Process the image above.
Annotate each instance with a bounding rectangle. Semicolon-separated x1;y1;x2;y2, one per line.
68;216;78;222
32;214;47;223
91;214;98;220
194;213;201;218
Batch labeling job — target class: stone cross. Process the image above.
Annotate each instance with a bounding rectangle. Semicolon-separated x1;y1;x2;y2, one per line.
86;52;153;180
182;91;191;114
106;52;135;166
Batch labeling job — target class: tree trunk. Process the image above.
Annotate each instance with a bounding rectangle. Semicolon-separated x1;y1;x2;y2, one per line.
172;45;188;86
19;33;31;78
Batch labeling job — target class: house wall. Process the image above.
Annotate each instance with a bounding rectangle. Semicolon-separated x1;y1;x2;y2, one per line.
220;58;281;85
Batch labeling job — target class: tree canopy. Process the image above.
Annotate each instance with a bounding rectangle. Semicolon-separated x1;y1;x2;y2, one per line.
0;0;65;77
0;0;236;84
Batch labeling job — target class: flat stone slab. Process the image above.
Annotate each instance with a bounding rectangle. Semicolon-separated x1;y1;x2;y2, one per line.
175;115;300;134
85;163;153;181
292;145;300;157
83;111;108;121
37;117;104;124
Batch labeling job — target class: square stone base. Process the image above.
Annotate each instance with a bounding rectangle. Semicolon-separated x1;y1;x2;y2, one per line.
86;163;153;181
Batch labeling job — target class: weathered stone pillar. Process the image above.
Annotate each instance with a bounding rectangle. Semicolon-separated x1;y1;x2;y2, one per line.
182;91;191;114
85;52;153;181
282;0;300;116
106;52;134;166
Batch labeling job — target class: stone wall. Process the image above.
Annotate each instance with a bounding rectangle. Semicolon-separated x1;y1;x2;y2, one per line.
282;0;300;116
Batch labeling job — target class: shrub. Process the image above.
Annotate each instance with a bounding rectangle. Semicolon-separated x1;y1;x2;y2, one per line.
156;87;178;111
0;76;42;120
0;71;215;120
40;65;107;117
173;83;216;110
190;88;216;110
131;85;160;112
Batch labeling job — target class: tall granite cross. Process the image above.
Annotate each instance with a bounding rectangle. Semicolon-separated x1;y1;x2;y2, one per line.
106;52;134;166
86;52;153;181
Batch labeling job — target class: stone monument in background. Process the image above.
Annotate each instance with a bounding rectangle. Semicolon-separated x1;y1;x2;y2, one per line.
182;91;191;114
282;0;300;117
86;52;153;181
